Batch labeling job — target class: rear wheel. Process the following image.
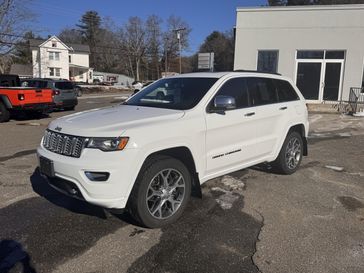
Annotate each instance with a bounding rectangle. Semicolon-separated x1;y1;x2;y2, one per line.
128;156;191;228
0;102;10;123
272;131;303;174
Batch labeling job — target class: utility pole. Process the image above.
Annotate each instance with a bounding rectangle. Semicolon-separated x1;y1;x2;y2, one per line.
174;28;186;74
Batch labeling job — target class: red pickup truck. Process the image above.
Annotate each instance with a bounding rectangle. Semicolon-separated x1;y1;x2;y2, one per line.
0;74;54;122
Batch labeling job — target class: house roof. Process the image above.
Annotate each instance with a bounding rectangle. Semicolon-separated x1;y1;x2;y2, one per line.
9;64;33;76
29;37;90;53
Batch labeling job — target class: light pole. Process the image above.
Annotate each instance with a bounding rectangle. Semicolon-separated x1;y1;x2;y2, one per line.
174;28;186;74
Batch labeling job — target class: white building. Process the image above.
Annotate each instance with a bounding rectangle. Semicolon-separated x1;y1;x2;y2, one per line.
30;36;93;82
234;4;364;102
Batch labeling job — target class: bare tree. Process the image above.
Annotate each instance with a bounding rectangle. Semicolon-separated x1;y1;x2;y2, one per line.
162;15;191;73
59;28;83;44
120;17;146;81
0;0;34;73
146;15;162;79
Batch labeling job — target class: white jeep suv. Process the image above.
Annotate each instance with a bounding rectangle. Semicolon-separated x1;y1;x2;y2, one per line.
37;72;309;228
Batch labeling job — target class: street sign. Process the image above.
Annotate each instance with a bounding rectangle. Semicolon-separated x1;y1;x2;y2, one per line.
198;52;214;71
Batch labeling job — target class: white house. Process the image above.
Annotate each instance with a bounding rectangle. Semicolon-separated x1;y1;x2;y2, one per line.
30;36;93;82
234;4;364;103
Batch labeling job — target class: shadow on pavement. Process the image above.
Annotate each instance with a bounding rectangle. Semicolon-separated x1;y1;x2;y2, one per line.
30;168;107;219
127;187;262;273
0;240;37;273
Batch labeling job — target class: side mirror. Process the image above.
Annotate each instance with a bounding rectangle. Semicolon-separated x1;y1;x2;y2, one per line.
212;95;236;113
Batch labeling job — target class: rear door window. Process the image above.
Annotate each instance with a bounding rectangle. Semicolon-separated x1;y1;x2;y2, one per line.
274;79;299;102
247;77;277;106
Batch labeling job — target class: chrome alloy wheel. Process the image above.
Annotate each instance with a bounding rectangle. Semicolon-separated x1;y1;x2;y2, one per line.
146;168;186;219
285;137;302;170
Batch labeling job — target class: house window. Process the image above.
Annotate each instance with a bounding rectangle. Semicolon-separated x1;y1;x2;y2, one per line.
49;52;60;61
49;68;60;77
69;55;71;63
52;41;57;48
257;50;279;73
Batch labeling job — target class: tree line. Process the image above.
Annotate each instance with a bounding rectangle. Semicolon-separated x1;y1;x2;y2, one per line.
2;0;364;79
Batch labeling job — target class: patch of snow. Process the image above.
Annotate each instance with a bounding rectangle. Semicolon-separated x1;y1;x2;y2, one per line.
325;165;345;172
211;187;239;210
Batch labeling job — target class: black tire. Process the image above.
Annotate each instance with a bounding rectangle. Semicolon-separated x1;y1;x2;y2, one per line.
127;155;191;228
272;131;303;175
64;106;75;111
0;102;10;123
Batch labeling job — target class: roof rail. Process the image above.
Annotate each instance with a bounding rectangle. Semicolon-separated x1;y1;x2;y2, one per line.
233;69;282;76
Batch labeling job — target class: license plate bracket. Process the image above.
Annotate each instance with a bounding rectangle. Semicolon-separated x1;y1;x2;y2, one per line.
39;156;55;177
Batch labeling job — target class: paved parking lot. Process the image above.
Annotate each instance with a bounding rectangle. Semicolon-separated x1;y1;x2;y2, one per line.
0;96;363;273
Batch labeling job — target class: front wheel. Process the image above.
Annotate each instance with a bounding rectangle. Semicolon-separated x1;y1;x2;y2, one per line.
127;156;191;228
272;131;303;175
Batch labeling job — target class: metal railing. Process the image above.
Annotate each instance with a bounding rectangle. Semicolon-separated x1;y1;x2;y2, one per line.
348;87;364;114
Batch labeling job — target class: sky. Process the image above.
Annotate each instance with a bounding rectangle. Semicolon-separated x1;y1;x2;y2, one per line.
30;0;267;55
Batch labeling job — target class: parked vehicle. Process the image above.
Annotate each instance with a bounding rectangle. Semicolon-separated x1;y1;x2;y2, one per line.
132;81;143;94
0;74;53;122
22;78;78;110
37;71;309;228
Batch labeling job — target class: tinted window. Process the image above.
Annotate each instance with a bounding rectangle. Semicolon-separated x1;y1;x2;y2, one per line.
247;77;277;106
297;50;324;59
26;80;48;88
55;81;74;90
325;51;345;59
257;51;279;73
212;78;249;109
126;78;218;110
274;80;299;102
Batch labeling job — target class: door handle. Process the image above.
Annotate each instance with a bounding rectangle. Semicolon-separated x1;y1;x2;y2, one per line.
279;106;288;110
244;112;255;117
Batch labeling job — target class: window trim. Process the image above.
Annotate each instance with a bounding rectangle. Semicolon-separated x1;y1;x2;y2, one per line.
257;50;279;74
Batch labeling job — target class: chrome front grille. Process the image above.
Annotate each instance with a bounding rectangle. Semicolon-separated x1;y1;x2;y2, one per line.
43;130;86;158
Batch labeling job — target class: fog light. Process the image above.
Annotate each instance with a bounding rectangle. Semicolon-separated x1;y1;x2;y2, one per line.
85;171;110;182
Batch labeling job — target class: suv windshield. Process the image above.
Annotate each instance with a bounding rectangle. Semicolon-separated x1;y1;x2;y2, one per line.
55;81;74;90
125;77;218;110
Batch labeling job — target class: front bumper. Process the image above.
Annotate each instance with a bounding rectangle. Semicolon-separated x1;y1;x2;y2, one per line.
37;144;141;209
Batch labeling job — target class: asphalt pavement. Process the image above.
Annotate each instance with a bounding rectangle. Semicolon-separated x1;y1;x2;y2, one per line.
0;96;363;273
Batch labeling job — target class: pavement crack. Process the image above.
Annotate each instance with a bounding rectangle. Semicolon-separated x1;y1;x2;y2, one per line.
251;209;265;273
0;149;36;163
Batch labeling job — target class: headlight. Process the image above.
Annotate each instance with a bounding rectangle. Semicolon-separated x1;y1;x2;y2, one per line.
86;137;129;152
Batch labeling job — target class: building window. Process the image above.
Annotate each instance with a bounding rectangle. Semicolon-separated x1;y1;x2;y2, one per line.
49;52;60;61
79;72;84;79
69;55;71;63
296;50;345;60
257;50;279;73
52;41;57;48
49;68;60;77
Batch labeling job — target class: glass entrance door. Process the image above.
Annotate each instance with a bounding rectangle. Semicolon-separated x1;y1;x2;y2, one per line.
323;62;342;101
296;62;322;100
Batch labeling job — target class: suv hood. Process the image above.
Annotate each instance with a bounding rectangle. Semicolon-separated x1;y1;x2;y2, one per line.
48;105;185;137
